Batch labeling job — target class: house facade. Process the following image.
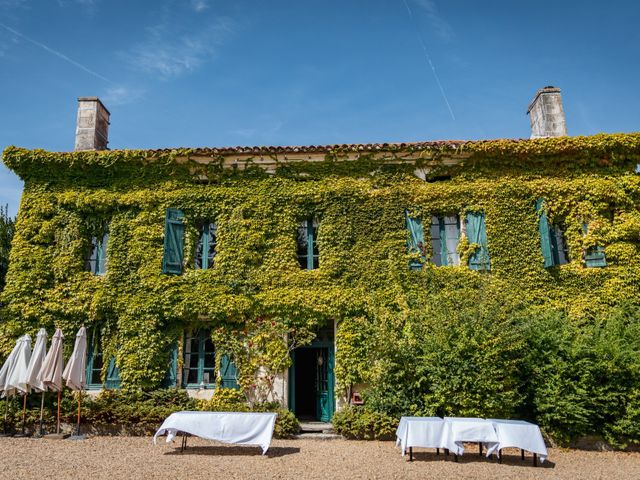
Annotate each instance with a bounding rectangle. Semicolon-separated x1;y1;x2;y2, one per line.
1;89;640;422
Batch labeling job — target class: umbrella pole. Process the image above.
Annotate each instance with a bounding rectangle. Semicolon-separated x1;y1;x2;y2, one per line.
76;391;81;436
21;393;27;435
39;391;45;436
56;390;61;435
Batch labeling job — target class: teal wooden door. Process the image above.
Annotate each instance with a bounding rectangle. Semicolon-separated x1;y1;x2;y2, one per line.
315;347;335;422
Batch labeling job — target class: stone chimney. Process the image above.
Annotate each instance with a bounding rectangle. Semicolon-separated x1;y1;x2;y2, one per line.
527;86;567;139
74;97;110;151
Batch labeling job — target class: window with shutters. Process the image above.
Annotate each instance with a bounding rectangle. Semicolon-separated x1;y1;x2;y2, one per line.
536;199;569;267
429;215;460;266
183;329;216;388
195;222;217;270
85;226;109;275
86;328;120;390
465;211;491;271
297;218;319;270
405;210;425;270
162;208;185;274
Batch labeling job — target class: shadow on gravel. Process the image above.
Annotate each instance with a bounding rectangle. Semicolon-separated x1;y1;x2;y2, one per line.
409;451;556;469
165;446;300;458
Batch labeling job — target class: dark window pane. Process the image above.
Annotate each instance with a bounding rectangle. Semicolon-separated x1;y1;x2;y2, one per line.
204;354;215;369
186;367;198;385
207;223;217;268
195;231;204;269
85;237;98;273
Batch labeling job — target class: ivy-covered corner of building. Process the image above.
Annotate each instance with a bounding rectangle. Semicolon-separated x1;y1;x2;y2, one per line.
2;132;640;445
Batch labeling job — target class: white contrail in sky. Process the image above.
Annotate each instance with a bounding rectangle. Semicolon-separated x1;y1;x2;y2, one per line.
401;0;456;121
0;22;112;84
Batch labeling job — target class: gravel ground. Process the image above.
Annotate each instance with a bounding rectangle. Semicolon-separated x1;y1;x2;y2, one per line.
1;436;639;480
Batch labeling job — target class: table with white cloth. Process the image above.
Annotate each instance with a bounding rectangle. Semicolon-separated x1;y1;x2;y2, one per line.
153;411;278;455
395;417;446;460
486;419;548;465
440;417;499;459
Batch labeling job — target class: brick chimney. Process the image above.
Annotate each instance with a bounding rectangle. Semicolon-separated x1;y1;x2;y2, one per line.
74;97;110;151
527;86;567;139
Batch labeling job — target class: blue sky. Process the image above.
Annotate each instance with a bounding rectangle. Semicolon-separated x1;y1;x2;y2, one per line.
1;0;639;217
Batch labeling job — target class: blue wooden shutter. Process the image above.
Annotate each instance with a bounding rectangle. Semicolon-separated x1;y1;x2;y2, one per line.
105;357;121;389
405;210;425;269
220;354;239;389
466;212;491;271
583;223;607;268
162;208;185;274
536;199;554;268
161;343;178;388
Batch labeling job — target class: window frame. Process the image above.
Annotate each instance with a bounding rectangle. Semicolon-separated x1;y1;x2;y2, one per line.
85;229;109;276
182;329;216;388
85;328;120;390
195;221;217;270
297;218;319;270
429;214;461;267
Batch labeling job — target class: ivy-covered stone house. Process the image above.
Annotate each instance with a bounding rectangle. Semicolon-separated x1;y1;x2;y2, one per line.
1;89;640;423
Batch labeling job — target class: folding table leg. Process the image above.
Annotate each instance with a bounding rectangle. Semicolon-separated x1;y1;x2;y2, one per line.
436;448;440;456
533;453;537;467
498;449;502;464
479;442;483;457
521;449;525;461
454;454;458;463
444;448;449;456
409;447;413;462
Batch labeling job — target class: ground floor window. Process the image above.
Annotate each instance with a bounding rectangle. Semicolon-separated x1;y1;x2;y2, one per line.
86;329;120;390
183;329;216;388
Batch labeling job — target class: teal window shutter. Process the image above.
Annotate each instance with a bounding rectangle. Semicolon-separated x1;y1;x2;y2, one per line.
466;212;491;271
583;223;607;268
86;227;108;275
105;357;121;389
161;343;178;388
220;354;239;389
162;208;185;274
536;199;554;268
405;210;425;270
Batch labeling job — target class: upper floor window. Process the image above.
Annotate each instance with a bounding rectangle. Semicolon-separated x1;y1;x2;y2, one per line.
85;227;108;275
582;222;607;268
195;222;217;270
429;215;460;266
297;218;319;270
537;199;569;267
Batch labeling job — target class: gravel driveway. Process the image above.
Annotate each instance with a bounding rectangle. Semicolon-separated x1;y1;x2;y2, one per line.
1;436;639;479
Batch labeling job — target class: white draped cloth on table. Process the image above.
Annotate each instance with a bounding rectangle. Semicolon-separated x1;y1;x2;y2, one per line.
37;329;64;392
441;417;499;456
486;419;548;463
395;417;445;456
153;411;278;454
62;327;87;391
3;334;32;396
0;339;22;397
25;328;48;392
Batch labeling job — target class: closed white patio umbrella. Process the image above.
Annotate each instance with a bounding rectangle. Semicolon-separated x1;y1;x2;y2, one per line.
25;328;47;436
62;327;87;437
4;334;32;436
0;338;22;435
37;328;64;435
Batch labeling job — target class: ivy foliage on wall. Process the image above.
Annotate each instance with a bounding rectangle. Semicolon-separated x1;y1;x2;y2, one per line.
1;133;640;442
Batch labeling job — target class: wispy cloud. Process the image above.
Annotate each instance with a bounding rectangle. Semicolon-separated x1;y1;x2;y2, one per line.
0;22;112;82
411;0;454;42
189;0;209;12
122;18;234;79
102;85;145;106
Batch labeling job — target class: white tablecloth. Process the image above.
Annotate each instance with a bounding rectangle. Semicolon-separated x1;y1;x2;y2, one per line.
153;411;277;454
486;419;548;463
441;417;499;456
395;417;445;455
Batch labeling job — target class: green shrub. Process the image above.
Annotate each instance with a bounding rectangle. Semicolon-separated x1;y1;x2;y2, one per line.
332;406;397;440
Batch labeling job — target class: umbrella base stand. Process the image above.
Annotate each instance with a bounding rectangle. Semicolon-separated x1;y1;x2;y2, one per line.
44;433;69;440
68;434;87;441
